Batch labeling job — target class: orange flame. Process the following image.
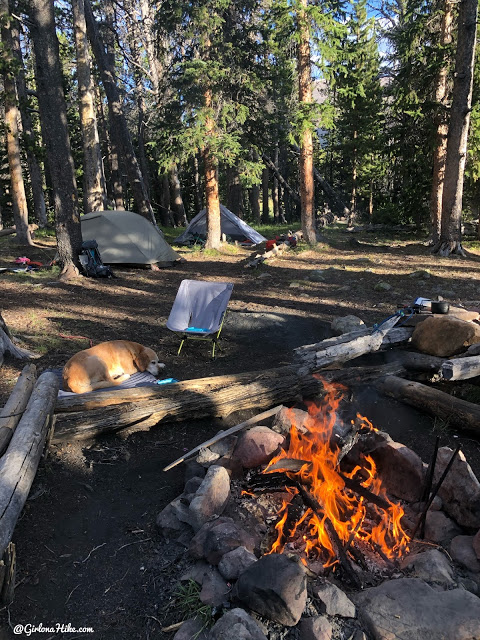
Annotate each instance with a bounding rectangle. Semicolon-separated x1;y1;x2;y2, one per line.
263;379;409;566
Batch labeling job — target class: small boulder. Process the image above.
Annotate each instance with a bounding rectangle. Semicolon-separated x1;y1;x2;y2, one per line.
190;517;256;565
411;316;480;357
173;618;209;640
424;510;462;547
312;581;356;618
309;269;326;282
331;315;366;336
369;440;424;502
433;447;480;529
271;407;309;435
233;426;285;469
233;554;307;626
210;608;267;640
199;566;230;606
450;536;480;573
400;549;455;587
218;546;258;581
189;465;231;531
374;282;392;292
298;615;333;640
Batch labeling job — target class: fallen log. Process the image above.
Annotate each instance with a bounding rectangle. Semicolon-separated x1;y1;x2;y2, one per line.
53;365;324;442
296;317;408;374
0;364;37;457
440;355;480;381
375;376;480;433
0;313;39;365
246;241;290;268
0;224;39;239
0;372;59;557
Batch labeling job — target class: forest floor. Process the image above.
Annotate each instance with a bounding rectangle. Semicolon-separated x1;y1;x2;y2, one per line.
1;223;480;639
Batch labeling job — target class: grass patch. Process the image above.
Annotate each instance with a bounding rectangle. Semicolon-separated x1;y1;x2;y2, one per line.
35;226;56;238
170;580;213;634
5;265;61;282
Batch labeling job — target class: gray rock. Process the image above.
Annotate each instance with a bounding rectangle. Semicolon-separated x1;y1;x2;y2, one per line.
312;581;356;618
210;434;238;457
184;476;204;496
298;615;333;640
331;315;366;336
424;510;462;546
400;549;455;586
190;517;256;565
450;536;480;573
233;554;307;626
210;608;267;640
173;618;209;640
196;446;221;465
374;281;392;292
185;459;206;483
433;447;480;528
271;407;309;435
156;501;192;538
474;529;480;560
189;465;231;532
353;578;480;640
180;560;211;585
409;269;431;278
199;566;230;606
309;269;326;282
233;426;285;469
369;440;424;502
218;546;257;581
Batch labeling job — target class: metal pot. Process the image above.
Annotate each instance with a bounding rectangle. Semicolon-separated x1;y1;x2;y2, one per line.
431;300;450;314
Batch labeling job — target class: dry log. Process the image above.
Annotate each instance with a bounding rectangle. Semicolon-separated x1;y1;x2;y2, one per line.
0;542;15;605
0;372;59;557
296;316;407;374
246;241;290;268
376;376;480;432
0;323;39;364
440;355;480;381
163;405;283;471
53;365;323;442
0;224;39;238
0;364;37;457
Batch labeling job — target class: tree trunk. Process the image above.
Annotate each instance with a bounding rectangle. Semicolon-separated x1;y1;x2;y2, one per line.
297;0;316;245
72;0;107;214
227;165;244;218
273;146;280;222
159;174;173;226
28;0;83;279
193;155;203;213
10;19;47;228
429;0;454;245
262;166;269;223
433;0;478;256
84;0;155;224
204;89;221;249
169;164;187;226
350;130;358;224
1;0;33;247
139;0;161;97
249;185;261;223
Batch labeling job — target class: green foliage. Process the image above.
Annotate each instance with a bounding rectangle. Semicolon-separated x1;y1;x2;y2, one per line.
172;580;214;630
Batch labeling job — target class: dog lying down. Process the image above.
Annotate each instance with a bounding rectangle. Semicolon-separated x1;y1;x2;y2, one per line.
62;340;166;394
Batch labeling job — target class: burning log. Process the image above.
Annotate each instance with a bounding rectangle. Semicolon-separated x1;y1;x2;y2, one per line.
376;376;480;433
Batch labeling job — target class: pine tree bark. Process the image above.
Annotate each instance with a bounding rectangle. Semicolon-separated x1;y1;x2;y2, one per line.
193;155;203;213
429;0;454;245
169;164;187;226
72;0;107;214
227;165;244;218
204;88;221;249
28;0;82;278
297;0;316;245
249;185;261;223
273;146;280;221
1;0;33;246
10;19;47;228
84;0;155;223
262;166;269;223
433;0;478;256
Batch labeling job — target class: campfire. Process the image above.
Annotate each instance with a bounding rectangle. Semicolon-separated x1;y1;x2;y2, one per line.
243;380;410;583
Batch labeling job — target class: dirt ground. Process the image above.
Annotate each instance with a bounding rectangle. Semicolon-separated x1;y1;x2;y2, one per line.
1;226;480;639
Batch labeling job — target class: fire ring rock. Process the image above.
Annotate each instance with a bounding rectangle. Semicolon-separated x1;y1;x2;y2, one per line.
233;426;285;469
209;608;268;640
188;465;231;532
189;517;256;565
233;554;307;626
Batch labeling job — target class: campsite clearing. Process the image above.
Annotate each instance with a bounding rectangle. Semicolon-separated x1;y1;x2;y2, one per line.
1;225;480;638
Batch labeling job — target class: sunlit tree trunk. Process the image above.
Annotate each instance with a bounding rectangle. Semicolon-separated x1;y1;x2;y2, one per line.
169;164;187;226
28;0;82;279
204;87;221;249
1;0;33;246
297;0;316;244
10;19;47;228
429;0;454;244
434;0;478;256
72;0;107;214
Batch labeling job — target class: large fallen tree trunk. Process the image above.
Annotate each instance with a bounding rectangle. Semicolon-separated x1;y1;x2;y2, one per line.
0;364;37;457
53;365;324;442
294;317;412;373
376;375;480;432
0;312;38;366
0;372;59;558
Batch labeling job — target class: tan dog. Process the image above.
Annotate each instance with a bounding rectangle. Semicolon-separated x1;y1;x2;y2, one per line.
62;340;165;393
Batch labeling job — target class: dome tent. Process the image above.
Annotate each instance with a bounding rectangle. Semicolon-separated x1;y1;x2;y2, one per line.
174;204;266;246
81;210;180;265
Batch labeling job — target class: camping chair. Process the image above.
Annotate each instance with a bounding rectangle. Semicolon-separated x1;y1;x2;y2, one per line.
166;280;234;358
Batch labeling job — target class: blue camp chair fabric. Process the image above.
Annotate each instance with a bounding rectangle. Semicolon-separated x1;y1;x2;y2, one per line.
166;280;234;356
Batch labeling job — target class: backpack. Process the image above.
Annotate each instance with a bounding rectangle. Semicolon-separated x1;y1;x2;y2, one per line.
79;240;115;278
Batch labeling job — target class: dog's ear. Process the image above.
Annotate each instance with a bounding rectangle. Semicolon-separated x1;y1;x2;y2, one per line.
134;349;150;371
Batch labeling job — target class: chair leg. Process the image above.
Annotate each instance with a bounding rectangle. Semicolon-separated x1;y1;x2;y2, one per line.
177;338;185;355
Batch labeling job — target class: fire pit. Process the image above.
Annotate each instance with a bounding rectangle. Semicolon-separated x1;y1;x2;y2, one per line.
157;379;480;639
